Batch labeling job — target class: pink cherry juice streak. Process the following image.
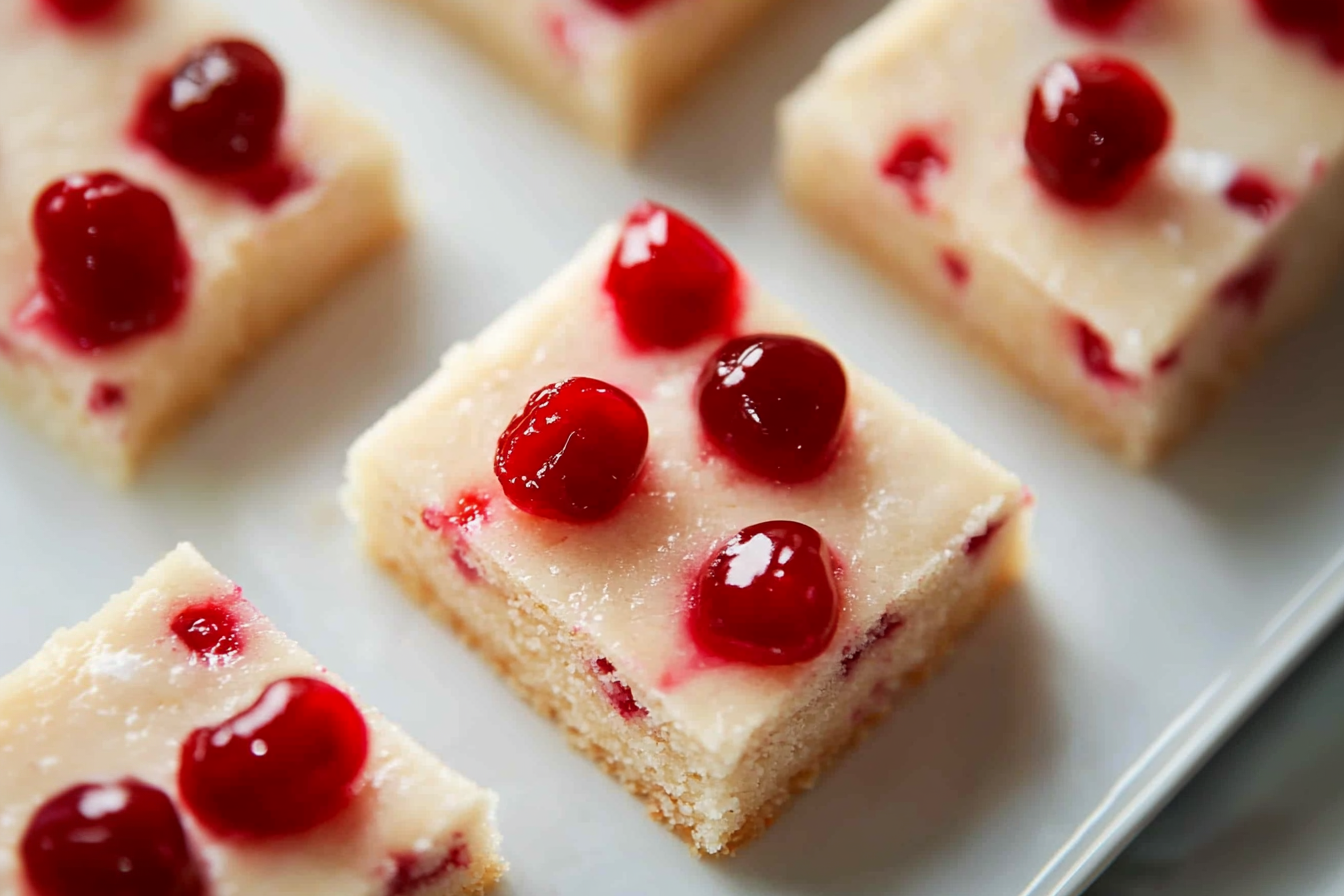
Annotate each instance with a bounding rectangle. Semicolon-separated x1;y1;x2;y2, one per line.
657;542;851;690
386;834;471;895
422;491;491;583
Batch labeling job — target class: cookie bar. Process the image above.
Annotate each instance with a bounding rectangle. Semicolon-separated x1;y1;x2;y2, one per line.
780;0;1344;464
0;0;402;483
345;202;1032;854
0;544;503;895
397;0;784;155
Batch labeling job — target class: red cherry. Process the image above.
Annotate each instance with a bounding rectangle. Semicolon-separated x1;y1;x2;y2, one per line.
40;0;123;24
178;677;369;838
940;249;971;289
87;381;126;414
31;173;187;351
1026;56;1172;208
1253;0;1344;63
1072;318;1139;388
1048;0;1143;33
171;595;244;665
880;132;949;214
586;0;667;15
136;40;285;178
697;335;847;483
21;779;203;896
690;521;842;666
592;658;648;720
1225;170;1284;221
1217;258;1278;315
605;202;740;351
495;378;649;522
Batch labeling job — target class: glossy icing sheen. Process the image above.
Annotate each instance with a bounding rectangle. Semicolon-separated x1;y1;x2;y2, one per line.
0;546;496;895
349;224;1024;764
797;0;1344;366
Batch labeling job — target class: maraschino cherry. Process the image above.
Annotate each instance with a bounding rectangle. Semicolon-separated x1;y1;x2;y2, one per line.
690;521;842;666
1026;56;1172;207
1252;0;1344;64
1048;0;1143;33
586;0;667;15
136;40;284;177
178;677;369;838
605;202;740;350
171;597;244;665
697;335;847;483
21;779;204;896
31;172;187;351
40;0;124;24
495;378;649;522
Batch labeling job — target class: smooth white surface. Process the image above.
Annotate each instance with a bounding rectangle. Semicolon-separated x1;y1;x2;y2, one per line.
1090;619;1344;896
1;1;1342;895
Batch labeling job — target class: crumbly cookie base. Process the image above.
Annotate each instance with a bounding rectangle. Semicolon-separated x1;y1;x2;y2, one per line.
360;500;1029;856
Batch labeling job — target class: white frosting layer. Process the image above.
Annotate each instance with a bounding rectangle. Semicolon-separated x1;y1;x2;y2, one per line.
0;545;500;896
0;0;400;477
347;221;1028;766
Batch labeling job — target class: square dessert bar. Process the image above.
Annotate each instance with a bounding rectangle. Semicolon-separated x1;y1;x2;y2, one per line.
346;202;1032;854
399;0;784;156
780;0;1344;465
0;544;503;896
0;0;402;483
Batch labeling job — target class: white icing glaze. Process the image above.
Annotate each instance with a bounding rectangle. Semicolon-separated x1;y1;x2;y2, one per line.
0;545;499;896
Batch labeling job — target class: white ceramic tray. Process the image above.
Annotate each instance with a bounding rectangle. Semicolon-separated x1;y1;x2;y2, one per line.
4;1;1343;894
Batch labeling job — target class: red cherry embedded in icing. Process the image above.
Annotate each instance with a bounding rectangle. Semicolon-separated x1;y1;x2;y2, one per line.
697;335;848;483
178;677;369;838
171;595;244;665
1026;56;1172;208
592;658;648;720
881;132;949;213
1253;0;1344;63
1072;318;1138;388
585;0;666;16
605;202;740;351
1218;258;1278;314
1225;171;1284;221
690;521;842;666
40;0;123;23
136;40;285;177
495;377;649;522
21;779;203;896
32;173;187;351
1048;0;1143;33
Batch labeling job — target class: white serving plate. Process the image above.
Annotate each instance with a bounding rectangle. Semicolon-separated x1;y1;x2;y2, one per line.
3;1;1343;894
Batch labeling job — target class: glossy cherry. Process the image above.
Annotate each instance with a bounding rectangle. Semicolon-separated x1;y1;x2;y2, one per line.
690;521;841;666
697;335;847;483
32;173;187;351
1025;56;1172;208
40;0;124;23
21;779;203;896
136;40;285;177
171;597;243;665
605;202;740;351
178;676;369;838
495;378;649;522
586;0;667;16
1048;0;1143;33
1252;0;1344;63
